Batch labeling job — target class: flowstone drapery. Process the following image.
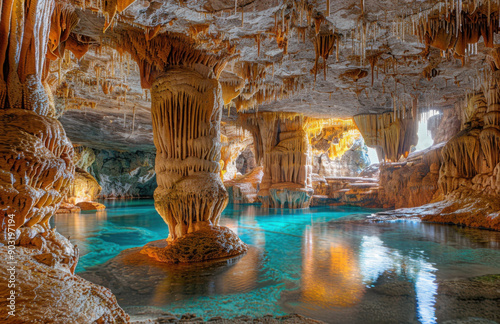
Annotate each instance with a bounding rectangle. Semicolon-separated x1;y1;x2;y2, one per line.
240;112;313;208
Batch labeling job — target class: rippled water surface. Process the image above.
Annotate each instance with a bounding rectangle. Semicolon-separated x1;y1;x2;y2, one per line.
51;200;500;323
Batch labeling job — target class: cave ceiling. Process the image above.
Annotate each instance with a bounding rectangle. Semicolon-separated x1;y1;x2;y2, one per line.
56;0;499;151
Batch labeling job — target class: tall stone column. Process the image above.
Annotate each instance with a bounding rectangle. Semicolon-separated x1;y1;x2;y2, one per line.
151;67;228;241
240;112;313;208
116;32;247;262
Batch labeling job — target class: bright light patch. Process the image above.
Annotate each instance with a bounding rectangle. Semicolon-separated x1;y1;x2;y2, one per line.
415;110;441;151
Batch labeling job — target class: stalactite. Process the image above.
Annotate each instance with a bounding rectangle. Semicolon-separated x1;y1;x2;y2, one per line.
354;111;418;162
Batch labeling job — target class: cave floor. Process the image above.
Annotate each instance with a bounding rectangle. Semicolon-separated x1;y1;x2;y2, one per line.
52;200;500;324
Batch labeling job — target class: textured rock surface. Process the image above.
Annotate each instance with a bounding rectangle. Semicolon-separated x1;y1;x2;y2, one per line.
225;167;264;204
90;149;156;198
372;194;500;231
141;226;247;263
0;229;129;324
312;138;370;178
377;144;444;209
0;109;74;230
76;201;106;211
151;67;229;242
354;111;419;162
241;112;313;208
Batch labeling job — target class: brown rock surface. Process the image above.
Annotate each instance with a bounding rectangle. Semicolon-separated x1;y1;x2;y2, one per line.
141;225;248;263
0;242;129;324
0;109;74;230
76;201;106;211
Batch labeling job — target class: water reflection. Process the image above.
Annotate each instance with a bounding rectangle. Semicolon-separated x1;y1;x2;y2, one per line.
56;201;500;323
302;225;365;307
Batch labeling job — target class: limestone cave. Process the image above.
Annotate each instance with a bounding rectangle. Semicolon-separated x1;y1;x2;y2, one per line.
1;0;500;323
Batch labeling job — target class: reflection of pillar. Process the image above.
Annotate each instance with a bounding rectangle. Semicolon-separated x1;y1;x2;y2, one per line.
151;67;228;241
240;112;313;208
301;226;364;306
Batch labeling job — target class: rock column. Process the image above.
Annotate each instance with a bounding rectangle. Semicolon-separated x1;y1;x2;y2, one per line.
241;112;313;208
151;67;228;241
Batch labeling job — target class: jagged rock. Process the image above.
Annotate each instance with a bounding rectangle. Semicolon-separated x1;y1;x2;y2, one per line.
354;111;418;162
240;112;313;208
312;138;371;177
141;225;248;263
235;145;257;175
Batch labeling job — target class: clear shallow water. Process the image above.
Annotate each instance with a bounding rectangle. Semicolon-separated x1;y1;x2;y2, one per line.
51;200;500;324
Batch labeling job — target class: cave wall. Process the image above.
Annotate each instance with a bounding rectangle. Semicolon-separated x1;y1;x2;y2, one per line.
90;149;156;198
312;138;371;178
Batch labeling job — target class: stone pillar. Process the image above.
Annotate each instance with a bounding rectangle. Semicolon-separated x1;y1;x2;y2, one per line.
151;67;228;241
241;112;313;208
480;70;500;171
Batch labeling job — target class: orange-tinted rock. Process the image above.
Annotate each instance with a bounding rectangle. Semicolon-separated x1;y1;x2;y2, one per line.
240;112;313;208
141;225;248;263
225;167;264;204
76;201;106;211
0;243;129;323
0;109;74;231
56;202;81;214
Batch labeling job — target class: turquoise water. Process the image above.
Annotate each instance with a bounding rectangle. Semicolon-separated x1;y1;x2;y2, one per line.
51;200;500;323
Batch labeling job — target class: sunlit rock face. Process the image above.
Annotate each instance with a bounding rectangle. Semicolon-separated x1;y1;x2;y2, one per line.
65;146;101;205
312;139;370;178
241;112;313;208
378;144;443;209
0;109;74;231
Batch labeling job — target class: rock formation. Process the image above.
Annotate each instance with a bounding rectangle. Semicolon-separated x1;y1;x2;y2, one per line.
240;112;314;208
90;149;156;198
354;111;419;162
109;30;247;261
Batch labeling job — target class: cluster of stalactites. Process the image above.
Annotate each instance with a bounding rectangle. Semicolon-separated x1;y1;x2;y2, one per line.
313;32;340;81
113;30;231;89
0;0;54;115
354;111;418;162
414;1;499;65
150;68;228;240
